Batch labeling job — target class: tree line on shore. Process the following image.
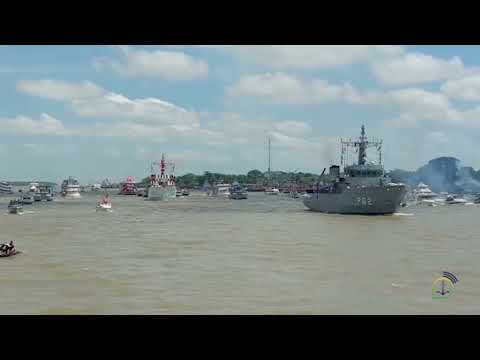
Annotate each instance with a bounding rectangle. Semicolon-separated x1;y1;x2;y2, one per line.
141;169;321;189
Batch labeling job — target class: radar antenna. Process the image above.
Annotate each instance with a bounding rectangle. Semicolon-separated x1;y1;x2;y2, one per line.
340;125;383;168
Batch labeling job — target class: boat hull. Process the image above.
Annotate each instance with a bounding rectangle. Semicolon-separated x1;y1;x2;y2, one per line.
96;204;112;211
22;197;33;205
0;249;21;258
8;206;22;214
63;193;82;199
303;185;406;215
229;193;248;200
147;185;177;201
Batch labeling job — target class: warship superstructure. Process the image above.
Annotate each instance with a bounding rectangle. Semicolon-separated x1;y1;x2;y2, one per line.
303;125;406;214
146;154;177;201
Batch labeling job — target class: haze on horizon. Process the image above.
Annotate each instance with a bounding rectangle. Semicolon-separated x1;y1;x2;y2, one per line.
1;45;480;183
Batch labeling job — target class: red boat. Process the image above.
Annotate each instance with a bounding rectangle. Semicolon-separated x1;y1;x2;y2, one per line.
118;176;137;195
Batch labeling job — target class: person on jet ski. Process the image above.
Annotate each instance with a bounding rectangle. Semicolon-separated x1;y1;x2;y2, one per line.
0;241;13;255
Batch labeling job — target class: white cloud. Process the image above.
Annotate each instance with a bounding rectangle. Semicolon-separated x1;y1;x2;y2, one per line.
18;79;201;129
441;74;480;100
371;53;466;86
274;121;311;136
0;113;69;135
71;92;200;129
228;73;469;128
227;72;308;103
17;80;105;101
93;45;209;81
227;72;370;104
204;45;404;69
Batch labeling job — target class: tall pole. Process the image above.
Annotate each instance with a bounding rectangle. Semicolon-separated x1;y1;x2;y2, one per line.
268;136;271;175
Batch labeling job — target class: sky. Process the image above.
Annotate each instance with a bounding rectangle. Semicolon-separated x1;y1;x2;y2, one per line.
1;45;480;183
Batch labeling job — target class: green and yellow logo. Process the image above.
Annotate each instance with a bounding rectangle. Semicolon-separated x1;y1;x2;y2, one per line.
432;272;459;299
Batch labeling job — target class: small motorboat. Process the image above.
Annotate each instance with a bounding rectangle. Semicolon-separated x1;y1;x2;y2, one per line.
229;188;248;200
8;199;23;214
96;202;112;211
265;187;280;195
445;195;467;205
21;194;34;205
417;199;436;207
96;193;112;212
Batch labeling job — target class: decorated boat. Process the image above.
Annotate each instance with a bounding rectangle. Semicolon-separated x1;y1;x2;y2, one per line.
146;154;177;201
118;176;137;195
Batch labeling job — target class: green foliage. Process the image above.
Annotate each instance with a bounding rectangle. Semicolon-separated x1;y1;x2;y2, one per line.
174;170;322;188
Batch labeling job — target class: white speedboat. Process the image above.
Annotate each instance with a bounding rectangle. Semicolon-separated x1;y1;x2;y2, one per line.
96;202;112;212
445;194;467;205
28;182;42;201
29;182;39;193
146;154;177;201
265;187;280;195
418;199;437;207
96;194;112;212
21;194;34;205
61;177;82;198
212;183;231;198
229;183;248;200
38;184;54;201
415;182;437;201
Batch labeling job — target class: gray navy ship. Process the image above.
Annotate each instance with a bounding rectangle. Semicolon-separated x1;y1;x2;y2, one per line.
303;125;406;215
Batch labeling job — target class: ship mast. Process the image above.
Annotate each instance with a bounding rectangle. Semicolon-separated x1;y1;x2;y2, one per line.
341;125;383;168
160;153;166;178
357;125;368;165
268;136;271;175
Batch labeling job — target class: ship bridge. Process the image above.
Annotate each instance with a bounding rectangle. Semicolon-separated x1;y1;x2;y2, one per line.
344;164;384;178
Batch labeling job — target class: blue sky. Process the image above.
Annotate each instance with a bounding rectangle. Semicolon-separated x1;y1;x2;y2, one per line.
1;45;480;183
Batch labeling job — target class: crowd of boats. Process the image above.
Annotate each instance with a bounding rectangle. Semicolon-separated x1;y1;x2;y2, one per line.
402;182;480;207
3;126;480;217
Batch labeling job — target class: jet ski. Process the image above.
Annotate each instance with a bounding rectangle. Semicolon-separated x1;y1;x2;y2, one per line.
0;249;21;258
0;242;21;258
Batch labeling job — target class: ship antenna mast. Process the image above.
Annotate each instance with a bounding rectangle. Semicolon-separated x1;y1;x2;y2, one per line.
160;153;166;178
341;125;382;167
357;124;368;165
268;136;271;175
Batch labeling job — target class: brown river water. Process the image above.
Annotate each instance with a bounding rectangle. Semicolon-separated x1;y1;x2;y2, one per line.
0;191;479;314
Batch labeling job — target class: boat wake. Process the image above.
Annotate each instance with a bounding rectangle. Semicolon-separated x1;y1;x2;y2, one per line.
393;212;414;217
